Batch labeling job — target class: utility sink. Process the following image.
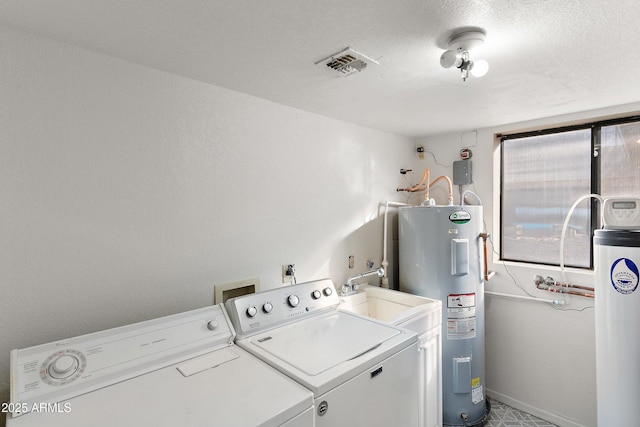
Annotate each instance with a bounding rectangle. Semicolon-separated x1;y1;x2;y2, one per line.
339;284;443;427
338;284;440;326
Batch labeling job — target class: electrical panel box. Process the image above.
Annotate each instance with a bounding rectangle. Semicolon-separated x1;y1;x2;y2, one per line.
453;160;472;185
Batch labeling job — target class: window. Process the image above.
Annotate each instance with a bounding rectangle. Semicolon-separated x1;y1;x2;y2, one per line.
501;116;640;268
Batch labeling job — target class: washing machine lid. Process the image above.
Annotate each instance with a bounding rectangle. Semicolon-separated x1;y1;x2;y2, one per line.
250;311;400;375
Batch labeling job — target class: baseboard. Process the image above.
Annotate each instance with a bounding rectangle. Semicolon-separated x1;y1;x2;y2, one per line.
486;389;590;427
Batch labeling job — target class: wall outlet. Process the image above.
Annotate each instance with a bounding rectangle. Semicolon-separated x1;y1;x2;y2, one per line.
282;264;295;284
348;255;355;269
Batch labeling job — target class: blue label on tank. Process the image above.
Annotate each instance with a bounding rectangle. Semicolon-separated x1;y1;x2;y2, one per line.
610;258;639;295
449;211;471;224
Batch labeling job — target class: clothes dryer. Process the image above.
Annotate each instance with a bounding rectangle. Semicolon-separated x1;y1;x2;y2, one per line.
7;305;313;427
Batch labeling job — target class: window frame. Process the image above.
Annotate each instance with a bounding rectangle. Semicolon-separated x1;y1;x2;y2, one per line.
499;114;640;269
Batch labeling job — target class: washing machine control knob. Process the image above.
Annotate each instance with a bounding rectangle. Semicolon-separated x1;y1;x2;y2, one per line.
262;302;273;313
287;295;300;307
207;320;219;330
246;306;258;318
323;287;333;297
311;290;322;300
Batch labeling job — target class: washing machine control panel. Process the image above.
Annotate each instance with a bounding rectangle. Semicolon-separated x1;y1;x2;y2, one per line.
9;305;233;418
603;197;640;230
225;278;339;338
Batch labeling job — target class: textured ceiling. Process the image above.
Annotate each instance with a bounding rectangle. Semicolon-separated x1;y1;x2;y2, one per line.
1;0;639;137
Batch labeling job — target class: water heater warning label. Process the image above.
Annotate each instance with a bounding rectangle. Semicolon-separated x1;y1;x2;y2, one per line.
471;378;484;404
447;293;476;340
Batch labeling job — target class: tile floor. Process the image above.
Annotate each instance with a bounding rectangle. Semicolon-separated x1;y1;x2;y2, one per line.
483;398;558;427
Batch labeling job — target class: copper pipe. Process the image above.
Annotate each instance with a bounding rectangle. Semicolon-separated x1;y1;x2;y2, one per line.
533;275;595;298
480;232;490;282
397;168;430;193
429;175;453;205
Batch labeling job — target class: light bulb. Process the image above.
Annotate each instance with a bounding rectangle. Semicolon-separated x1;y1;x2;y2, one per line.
470;59;489;77
439;50;458;68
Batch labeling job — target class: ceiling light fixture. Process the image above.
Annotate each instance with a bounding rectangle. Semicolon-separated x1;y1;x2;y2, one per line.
439;29;489;81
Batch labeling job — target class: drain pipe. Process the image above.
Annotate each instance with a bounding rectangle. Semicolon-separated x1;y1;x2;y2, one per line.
382;201;408;288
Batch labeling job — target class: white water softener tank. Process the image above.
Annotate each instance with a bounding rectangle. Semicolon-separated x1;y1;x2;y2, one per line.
594;197;640;426
399;205;487;427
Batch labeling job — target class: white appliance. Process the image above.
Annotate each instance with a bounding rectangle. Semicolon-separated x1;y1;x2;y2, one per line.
338;284;443;427
594;197;640;427
399;205;487;426
7;305;313;427
225;278;421;427
391;296;442;427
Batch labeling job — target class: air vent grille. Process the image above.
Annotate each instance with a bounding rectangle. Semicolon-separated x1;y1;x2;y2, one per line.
326;55;365;74
315;48;378;76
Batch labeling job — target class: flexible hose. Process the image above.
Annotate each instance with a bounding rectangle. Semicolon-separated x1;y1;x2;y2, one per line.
559;194;603;285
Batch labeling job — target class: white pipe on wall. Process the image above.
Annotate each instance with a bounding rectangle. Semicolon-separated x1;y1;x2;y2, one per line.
382;201;408;287
485;291;566;305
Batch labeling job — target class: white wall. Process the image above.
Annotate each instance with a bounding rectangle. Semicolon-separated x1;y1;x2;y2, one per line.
0;25;418;423
6;22;639;427
417;101;640;427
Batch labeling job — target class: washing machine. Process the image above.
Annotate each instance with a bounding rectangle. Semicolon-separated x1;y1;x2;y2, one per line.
7;304;314;427
225;278;421;427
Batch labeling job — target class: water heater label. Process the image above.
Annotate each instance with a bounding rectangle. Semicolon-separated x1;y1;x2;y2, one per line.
471;377;484;404
449;211;471;224
610;258;639;295
447;293;476;340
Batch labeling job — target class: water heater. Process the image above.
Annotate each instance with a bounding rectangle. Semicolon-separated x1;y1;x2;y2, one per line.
399;205;487;426
594;197;640;426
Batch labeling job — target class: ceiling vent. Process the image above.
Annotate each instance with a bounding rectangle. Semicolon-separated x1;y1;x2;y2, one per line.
315;47;378;76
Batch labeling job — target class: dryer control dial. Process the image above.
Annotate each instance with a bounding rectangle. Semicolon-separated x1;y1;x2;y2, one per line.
311;290;322;300
287;295;300;307
262;302;273;313
40;349;86;386
323;287;333;297
50;355;78;378
246;306;258;318
11;305;229;418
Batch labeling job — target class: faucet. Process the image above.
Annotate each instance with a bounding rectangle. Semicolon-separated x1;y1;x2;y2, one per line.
341;267;385;296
